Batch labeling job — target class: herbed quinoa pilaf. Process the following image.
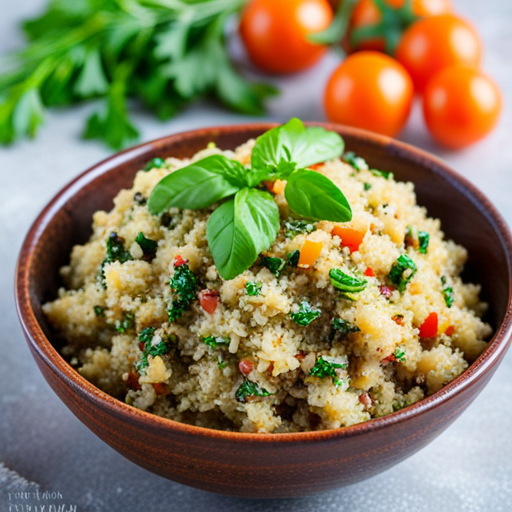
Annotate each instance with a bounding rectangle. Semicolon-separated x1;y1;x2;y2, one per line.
43;121;492;433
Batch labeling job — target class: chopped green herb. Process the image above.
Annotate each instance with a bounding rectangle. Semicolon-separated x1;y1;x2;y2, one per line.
168;263;198;322
329;269;367;293
309;356;348;386
441;276;455;308
288;250;300;267
364;182;372;191
290;300;321;326
246;281;262;297
133;192;146;205
217;357;228;370
284;219;317;238
144;157;165;172
342;152;369;171
371;169;393;180
136;327;168;373
94;305;105;317
116;312;135;333
235;379;271;403
105;232;132;264
135;232;158;262
394;346;406;363
160;212;173;228
332;318;360;336
203;336;230;349
261;256;286;277
393;401;405;412
388;255;417;293
418;231;429;254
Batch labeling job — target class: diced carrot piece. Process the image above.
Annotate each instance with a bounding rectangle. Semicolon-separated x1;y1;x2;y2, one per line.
126;371;141;391
272;179;286;195
263;181;274;192
152;382;169;395
309;163;325;170
392;314;404;325
445;325;455;336
331;226;365;252
199;289;220;314
419;312;438;338
298;239;323;268
364;267;375;277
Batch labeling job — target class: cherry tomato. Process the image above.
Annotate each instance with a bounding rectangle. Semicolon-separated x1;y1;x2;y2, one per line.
199;289;220;314
324;51;413;137
395;14;482;93
239;0;333;74
350;0;452;52
422;66;502;149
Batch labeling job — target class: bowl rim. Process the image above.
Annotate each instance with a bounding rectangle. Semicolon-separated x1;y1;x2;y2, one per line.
15;122;512;444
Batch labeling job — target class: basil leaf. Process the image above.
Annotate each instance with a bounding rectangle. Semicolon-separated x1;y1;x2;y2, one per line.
235;188;280;254
251;118;344;173
148;155;245;214
329;269;367;293
285;170;352;222
206;189;280;280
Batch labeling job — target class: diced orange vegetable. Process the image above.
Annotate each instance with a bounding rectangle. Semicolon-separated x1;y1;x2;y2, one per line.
174;255;187;267
445;325;455;336
331;226;365;252
298;240;323;268
409;282;422;295
152;382;169;395
364;267;375;277
419;312;438;338
199;289;220;314
263;180;274;192
309;163;325;170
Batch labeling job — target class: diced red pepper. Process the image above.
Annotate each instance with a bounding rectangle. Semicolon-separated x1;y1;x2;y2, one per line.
445;325;455;336
174;255;187;267
364;267;375;277
152;382;169;395
239;359;254;376
381;354;397;364
126;371;141;391
380;285;394;299
419;312;438;338
267;362;274;374
309;163;324;171
199;289;220;314
295;352;306;361
138;342;145;351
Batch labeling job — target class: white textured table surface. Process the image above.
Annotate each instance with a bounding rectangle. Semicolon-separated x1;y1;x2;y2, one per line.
1;1;511;511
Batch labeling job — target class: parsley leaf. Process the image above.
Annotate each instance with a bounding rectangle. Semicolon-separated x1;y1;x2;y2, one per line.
441;276;455;308
284;219;317;238
288;250;300;267
246;281;262;296
332;318;360;336
388;254;417;293
261;256;286;277
116;312;135;333
235;380;271;403
203;336;230;349
136;327;168;373
144;157;165;172
135;232;158;262
309;356;348;386
168;262;198;322
290;300;321;326
342;151;369;171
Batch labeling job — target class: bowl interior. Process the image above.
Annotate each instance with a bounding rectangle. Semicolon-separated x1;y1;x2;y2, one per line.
28;125;510;356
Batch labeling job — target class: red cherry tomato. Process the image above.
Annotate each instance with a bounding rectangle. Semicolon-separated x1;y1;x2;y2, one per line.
419;312;438;338
395;14;482;93
324;51;413;137
423;66;502;149
239;0;333;74
239;359;254;376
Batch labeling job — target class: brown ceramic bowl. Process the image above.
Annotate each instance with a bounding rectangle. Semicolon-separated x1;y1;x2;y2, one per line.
16;123;512;499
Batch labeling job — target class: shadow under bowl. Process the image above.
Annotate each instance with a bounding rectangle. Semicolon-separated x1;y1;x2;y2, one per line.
15;123;512;498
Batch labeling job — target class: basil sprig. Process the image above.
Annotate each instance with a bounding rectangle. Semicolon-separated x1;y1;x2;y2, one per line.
148;119;351;280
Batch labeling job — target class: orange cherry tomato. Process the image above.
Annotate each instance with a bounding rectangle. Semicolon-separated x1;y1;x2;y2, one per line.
419;312;438;338
239;0;333;74
423;66;502;149
350;0;452;52
324;51;413;137
395;14;482;93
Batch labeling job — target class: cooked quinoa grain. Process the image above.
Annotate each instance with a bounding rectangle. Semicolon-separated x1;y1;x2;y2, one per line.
43;141;492;433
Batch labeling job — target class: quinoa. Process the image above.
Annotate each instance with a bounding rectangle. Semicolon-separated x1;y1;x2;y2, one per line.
43;141;492;433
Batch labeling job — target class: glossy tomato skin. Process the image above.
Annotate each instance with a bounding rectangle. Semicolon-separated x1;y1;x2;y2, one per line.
239;0;333;74
324;51;413;137
395;14;482;93
350;0;452;52
423;66;502;149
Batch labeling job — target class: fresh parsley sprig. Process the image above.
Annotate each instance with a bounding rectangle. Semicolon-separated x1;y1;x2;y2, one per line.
0;0;276;149
148;119;352;280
